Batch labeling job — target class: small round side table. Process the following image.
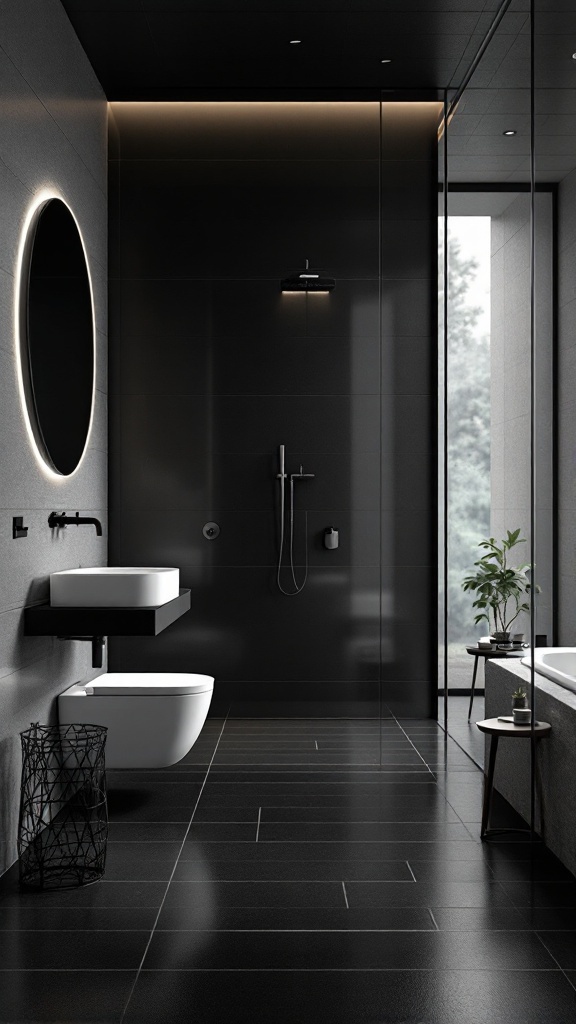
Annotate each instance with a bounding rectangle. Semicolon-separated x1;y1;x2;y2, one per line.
476;717;551;840
465;647;508;722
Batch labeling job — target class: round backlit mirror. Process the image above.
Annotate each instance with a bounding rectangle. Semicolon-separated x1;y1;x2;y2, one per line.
18;197;94;476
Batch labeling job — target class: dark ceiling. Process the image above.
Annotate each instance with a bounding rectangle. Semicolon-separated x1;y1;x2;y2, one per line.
61;0;576;183
61;0;509;99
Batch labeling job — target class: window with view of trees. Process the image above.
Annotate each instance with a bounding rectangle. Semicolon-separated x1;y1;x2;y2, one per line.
445;217;491;687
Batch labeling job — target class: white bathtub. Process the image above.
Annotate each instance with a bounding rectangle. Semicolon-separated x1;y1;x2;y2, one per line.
522;647;576;695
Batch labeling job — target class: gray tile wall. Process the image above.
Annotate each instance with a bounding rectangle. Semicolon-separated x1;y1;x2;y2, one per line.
558;168;576;642
0;0;107;875
490;192;553;641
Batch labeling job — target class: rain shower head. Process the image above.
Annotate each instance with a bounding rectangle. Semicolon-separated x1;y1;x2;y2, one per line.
281;259;335;293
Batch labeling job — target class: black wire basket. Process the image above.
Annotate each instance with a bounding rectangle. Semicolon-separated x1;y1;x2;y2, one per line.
18;722;108;891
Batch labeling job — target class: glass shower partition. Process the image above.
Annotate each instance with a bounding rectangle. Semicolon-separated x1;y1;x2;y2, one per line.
439;0;541;838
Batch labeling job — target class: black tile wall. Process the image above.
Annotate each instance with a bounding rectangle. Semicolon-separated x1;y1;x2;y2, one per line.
109;102;437;713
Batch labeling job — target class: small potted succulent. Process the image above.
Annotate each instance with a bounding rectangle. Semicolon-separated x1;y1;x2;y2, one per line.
461;529;539;643
512;687;527;710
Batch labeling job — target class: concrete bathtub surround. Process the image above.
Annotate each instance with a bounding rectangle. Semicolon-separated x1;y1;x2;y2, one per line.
485;658;576;879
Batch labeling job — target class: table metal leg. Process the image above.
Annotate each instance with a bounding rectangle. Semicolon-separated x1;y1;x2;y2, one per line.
481;734;499;840
468;656;479;721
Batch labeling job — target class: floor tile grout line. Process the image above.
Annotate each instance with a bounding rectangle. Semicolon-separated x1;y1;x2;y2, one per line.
534;931;576;991
341;881;349;909
256;808;262;842
406;861;417;883
119;706;231;1023
389;716;435;777
189;820;470;825
0;969;569;974
427;909;440;931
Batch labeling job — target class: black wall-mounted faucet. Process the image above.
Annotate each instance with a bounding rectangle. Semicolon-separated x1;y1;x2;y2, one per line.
48;511;103;536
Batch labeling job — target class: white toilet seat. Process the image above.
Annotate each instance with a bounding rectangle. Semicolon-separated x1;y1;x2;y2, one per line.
84;673;213;696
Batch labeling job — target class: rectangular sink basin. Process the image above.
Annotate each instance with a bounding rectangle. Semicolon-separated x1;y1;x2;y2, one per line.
50;567;180;608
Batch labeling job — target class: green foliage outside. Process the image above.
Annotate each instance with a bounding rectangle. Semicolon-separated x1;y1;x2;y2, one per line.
446;230;491;642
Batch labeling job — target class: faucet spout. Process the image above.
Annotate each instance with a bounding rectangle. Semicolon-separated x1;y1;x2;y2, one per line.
48;511;103;536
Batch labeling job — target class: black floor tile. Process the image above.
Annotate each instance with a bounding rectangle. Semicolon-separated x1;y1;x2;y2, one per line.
162;880;346;910
486;857;575;883
180;840;486;862
408;860;495;883
0;929;149;970
0;970;136;1023
481;841;562;863
345;880;512;909
213;753;395;765
430;907;532;930
256;821;472;842
257;801;460;822
0;907;158;931
208;766;434;779
103;842;184;881
520;908;576;930
537;932;576;970
107;822;188;842
0;881;166;909
106;773;205;788
185;823;257;841
123;969;576;1024
142;928;556;971
193;806;260;822
202;774;432;791
501;882;576;908
155;905;435;931
106;781;202;822
172;859;413;882
196;785;440;807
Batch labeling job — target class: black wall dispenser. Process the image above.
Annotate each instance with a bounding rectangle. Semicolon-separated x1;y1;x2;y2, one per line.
324;527;339;550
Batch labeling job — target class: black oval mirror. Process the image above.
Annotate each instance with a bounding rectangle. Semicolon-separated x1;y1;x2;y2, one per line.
19;198;94;476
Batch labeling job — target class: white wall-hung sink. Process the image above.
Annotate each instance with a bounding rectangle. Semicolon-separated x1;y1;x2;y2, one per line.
50;567;180;608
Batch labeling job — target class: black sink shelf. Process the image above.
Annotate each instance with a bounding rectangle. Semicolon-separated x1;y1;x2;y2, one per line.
24;588;191;637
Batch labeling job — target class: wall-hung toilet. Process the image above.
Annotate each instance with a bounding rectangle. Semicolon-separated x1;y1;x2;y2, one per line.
58;673;214;769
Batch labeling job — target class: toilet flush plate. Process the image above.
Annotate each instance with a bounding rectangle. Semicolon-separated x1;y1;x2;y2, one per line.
50;567;179;608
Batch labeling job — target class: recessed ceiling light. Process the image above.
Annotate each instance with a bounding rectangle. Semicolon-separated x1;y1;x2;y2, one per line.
572;52;576;59
503;130;516;136
380;59;392;63
290;39;301;44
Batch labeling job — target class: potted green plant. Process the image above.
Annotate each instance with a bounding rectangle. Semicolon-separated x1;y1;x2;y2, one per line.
512;687;527;710
461;529;538;643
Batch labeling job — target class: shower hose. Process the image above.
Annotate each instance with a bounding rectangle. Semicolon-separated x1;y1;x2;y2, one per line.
276;473;309;596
